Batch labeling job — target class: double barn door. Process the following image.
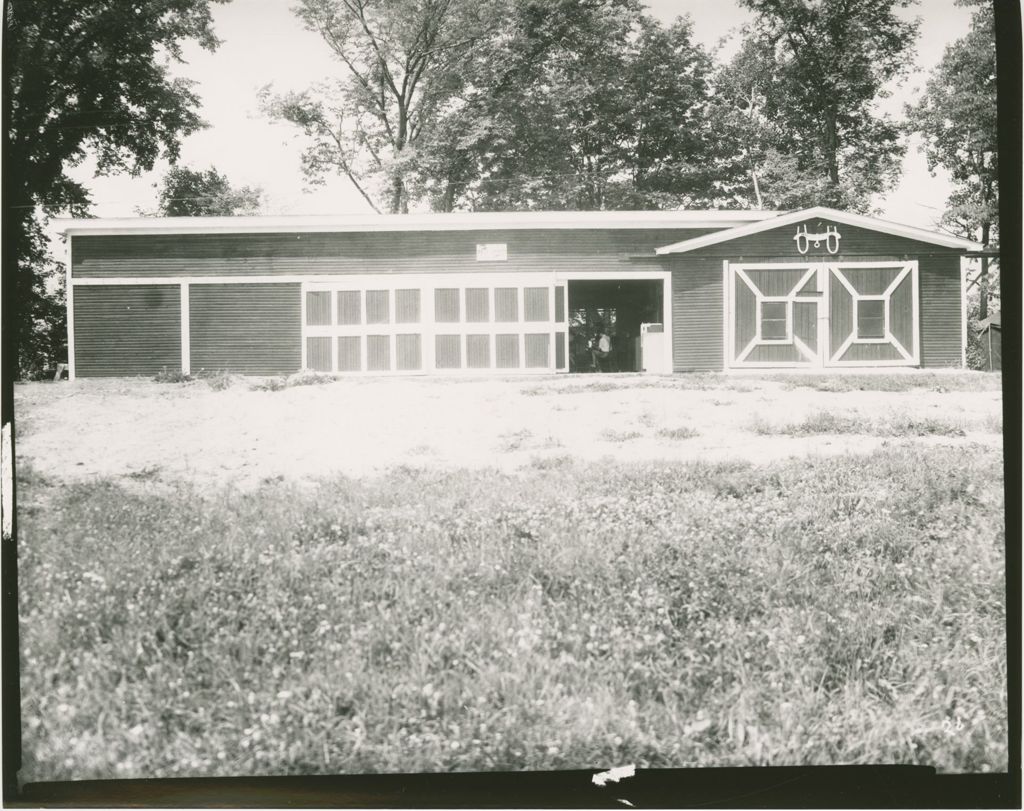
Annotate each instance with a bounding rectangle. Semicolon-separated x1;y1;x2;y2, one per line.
727;261;919;368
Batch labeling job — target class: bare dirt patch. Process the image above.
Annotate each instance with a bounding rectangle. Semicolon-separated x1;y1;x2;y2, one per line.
14;373;1002;489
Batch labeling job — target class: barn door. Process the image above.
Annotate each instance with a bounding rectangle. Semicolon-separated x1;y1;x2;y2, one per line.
825;262;919;366
729;264;825;367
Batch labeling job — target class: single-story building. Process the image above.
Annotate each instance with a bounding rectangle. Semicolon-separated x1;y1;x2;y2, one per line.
58;206;979;379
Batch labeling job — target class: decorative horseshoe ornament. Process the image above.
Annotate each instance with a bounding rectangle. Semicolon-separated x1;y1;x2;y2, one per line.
794;224;842;255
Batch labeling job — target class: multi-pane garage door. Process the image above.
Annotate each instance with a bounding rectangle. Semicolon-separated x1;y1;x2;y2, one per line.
728;261;920;368
302;276;569;374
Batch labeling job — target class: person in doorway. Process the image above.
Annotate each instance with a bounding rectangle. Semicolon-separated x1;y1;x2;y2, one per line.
590;324;613;371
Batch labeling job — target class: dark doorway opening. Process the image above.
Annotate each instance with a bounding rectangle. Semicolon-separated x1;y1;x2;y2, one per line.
567;279;663;372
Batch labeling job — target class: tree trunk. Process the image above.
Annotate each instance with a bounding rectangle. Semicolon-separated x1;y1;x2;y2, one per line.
979;221;990;320
822;107;840;187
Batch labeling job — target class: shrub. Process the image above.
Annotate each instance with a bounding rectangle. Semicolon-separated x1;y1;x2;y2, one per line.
152;367;192;384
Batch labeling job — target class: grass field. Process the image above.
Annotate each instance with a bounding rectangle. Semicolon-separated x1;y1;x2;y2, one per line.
14;372;1007;779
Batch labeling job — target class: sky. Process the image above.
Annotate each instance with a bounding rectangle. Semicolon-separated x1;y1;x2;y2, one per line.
68;0;976;231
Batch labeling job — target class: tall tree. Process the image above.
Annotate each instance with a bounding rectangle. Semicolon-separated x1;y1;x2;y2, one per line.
723;0;920;211
261;0;503;214
907;0;997;319
412;2;732;211
152;166;263;216
3;0;228;377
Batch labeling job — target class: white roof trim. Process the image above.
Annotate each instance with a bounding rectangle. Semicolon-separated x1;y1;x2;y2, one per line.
56;209;780;236
654;206;982;254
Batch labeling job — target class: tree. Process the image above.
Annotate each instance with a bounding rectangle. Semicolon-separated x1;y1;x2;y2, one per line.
408;1;733;211
261;0;504;214
906;0;997;320
152;166;263;216
3;0;227;378
720;0;920;211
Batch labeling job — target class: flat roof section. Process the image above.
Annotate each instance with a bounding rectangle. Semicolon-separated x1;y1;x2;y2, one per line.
55;209;781;237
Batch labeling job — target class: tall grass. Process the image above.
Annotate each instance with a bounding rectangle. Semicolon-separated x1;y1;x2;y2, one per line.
18;446;1006;780
767;372;1001;393
750;412;968;437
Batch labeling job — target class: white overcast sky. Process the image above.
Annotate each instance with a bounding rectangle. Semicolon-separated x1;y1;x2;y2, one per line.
70;0;975;230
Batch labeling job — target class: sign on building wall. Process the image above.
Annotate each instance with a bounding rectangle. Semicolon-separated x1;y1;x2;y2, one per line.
476;243;508;261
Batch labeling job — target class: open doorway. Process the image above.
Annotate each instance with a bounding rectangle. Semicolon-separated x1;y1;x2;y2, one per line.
567;279;664;372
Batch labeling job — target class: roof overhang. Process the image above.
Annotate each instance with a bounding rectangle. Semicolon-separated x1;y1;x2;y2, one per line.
56;209;781;237
654;206;983;254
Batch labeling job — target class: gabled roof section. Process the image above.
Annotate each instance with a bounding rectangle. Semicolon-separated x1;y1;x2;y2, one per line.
654;206;982;254
56;209;780;237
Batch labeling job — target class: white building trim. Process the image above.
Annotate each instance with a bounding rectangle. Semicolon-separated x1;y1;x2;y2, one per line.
655;206;983;254
55;209;779;237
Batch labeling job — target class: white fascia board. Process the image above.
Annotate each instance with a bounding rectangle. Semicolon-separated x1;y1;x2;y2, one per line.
654;206;983;254
53;209;781;237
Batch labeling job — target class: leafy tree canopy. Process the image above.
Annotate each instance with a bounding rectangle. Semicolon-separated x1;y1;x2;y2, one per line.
906;0;998;320
152;165;263;216
720;0;920;211
3;0;228;377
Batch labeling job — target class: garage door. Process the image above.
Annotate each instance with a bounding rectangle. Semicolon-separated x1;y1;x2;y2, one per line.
728;262;919;368
302;275;568;374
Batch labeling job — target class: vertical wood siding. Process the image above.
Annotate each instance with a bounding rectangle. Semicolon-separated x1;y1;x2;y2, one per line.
434;289;460;322
74;284;181;377
889;275;914;353
919;256;963;367
524;288;549;321
395;289;421;323
555;331;566;369
338;336;361;371
306;291;331;325
366;291;389;324
307;337;331;371
495;334;520;368
189;283;301;375
367;335;390;370
525;334;550;367
435;334;461;368
793;302;817;349
337;290;361;324
396;334;422;370
495;289;518;322
466;334;490;368
465;289;489;322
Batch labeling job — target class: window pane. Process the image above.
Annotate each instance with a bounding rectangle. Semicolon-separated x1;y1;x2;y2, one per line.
435;288;460;322
524;287;549;321
525;333;549;367
366;290;389;324
465;288;489;322
495;288;518;322
857;299;885;339
395;289;420;323
466;334;490;368
367;335;390;370
337;291;361;325
435;334;461;368
337;336;361;371
396;334;421;370
306;291;331;326
761;301;787;340
307;336;331;371
495;334;519;368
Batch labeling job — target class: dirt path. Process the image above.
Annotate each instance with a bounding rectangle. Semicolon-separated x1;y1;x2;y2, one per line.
14;374;1003;489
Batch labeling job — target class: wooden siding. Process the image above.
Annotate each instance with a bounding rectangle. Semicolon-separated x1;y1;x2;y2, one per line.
466;334;490;368
919;255;963;367
524;287;549;321
395;289;421;323
338;336;361;371
525;333;550;368
190;283;301;375
307;337;331;372
74;284;181;377
670;257;723;371
72;228;715;278
678;218;966;259
466;288;489;322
